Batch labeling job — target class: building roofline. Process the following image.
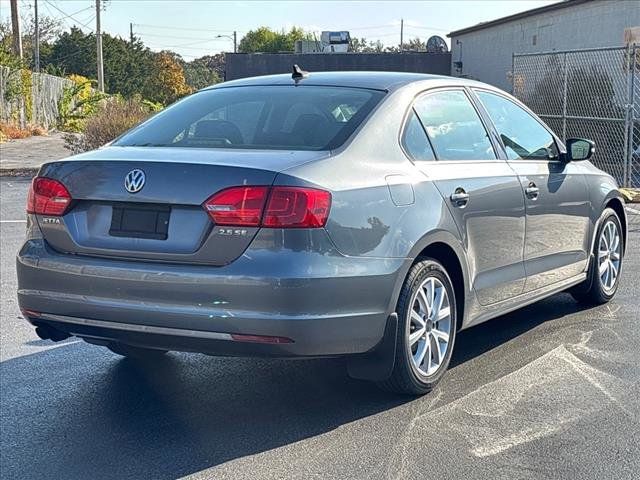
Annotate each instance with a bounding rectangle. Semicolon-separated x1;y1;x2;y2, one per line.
447;0;592;37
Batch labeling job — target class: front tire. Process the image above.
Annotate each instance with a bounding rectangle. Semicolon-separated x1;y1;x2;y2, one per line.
571;208;624;305
379;258;457;395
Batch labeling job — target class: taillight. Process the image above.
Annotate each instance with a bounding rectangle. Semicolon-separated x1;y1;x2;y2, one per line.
203;186;269;226
263;187;331;228
26;177;72;216
202;186;331;228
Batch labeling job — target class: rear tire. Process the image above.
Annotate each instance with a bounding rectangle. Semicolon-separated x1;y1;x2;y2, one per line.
571;208;624;305
378;258;457;395
106;342;168;360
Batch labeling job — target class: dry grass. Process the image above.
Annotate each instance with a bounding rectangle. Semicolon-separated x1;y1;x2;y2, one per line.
29;125;48;136
64;97;153;153
0;122;48;142
83;97;151;149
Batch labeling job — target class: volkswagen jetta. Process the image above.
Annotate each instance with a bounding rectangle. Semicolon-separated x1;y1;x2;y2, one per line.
17;72;626;394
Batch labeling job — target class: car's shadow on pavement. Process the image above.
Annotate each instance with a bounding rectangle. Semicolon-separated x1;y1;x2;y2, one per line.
451;292;592;368
0;294;594;480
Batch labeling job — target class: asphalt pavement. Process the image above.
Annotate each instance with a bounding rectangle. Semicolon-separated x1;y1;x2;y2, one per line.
0;133;69;175
1;177;639;480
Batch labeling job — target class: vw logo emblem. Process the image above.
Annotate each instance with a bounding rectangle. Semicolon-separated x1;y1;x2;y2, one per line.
124;169;146;194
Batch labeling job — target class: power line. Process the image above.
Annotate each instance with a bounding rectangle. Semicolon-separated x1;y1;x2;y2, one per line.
44;0;93;30
133;23;237;34
143;41;227;52
50;4;93;20
143;39;229;50
134;31;225;41
345;24;400;31
403;24;450;32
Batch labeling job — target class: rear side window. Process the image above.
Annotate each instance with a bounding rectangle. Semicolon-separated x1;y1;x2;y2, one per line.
114;86;385;151
414;90;496;161
401;110;436;162
475;90;559;160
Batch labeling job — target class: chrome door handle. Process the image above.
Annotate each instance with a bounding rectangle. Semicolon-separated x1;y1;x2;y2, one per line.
450;189;469;207
525;182;539;200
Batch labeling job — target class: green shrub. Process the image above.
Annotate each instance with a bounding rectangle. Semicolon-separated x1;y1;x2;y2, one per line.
57;74;106;132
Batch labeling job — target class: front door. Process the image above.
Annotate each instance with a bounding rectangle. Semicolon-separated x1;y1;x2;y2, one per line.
407;89;526;305
473;89;591;291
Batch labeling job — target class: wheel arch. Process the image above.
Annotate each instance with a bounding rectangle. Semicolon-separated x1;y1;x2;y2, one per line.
392;231;470;332
603;196;627;253
416;242;466;332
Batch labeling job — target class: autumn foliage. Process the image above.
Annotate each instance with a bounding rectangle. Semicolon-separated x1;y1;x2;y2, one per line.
147;52;193;105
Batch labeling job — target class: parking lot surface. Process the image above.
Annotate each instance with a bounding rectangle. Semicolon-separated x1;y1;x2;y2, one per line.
1;177;639;480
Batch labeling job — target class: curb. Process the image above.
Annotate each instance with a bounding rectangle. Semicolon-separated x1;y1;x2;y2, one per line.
0;168;39;177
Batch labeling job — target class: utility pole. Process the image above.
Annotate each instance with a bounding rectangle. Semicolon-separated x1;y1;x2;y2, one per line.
400;18;404;53
34;0;40;72
233;30;237;53
130;22;134;46
10;0;23;59
96;0;104;92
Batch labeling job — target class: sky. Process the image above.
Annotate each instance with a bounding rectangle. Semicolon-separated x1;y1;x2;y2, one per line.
1;0;559;58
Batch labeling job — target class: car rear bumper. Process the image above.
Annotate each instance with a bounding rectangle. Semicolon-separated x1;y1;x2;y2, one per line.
17;233;408;357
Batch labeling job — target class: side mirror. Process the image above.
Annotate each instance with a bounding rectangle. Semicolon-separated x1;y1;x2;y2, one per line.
565;138;595;162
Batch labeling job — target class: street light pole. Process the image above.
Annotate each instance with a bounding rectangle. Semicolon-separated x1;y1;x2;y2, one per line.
216;33;237;53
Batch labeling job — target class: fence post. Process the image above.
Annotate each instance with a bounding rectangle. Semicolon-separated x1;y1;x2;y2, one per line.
511;52;515;95
562;51;567;142
627;44;637;188
623;46;632;187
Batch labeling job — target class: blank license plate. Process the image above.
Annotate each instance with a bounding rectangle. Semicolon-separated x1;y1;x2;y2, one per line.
109;203;170;240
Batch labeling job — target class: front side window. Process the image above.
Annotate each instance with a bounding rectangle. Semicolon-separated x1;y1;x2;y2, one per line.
413;90;496;161
475;90;559;160
115;86;385;151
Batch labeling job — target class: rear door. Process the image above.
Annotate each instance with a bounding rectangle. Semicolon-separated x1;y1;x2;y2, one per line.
406;88;526;305
472;89;590;292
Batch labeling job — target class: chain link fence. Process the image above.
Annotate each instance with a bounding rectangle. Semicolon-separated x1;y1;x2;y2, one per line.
512;45;639;188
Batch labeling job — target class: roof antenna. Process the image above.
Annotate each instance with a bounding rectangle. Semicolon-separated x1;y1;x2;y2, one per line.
292;64;309;84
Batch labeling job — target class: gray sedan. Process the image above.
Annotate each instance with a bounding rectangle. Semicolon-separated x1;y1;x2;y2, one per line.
17;71;626;394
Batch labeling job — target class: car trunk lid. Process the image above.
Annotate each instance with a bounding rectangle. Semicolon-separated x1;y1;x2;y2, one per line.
35;146;328;265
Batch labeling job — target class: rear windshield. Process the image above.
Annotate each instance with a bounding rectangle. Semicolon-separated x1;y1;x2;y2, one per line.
114;85;385;151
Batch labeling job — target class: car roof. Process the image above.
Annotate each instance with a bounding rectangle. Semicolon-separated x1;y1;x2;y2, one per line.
206;71;467;92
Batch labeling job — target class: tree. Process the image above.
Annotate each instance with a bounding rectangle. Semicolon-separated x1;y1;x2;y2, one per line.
349;37;385;53
238;26;310;53
42;27;96;78
196;53;225;79
183;56;221;90
145;51;192;105
350;36;426;53
0;13;61;69
42;28;158;100
386;38;427;53
1;20;210;104
102;34;154;99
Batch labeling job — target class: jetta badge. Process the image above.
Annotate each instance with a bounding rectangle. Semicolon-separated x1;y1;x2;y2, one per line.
124;169;146;193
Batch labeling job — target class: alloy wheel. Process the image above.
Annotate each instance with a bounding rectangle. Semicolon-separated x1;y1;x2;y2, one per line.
408;276;452;376
598;219;622;293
